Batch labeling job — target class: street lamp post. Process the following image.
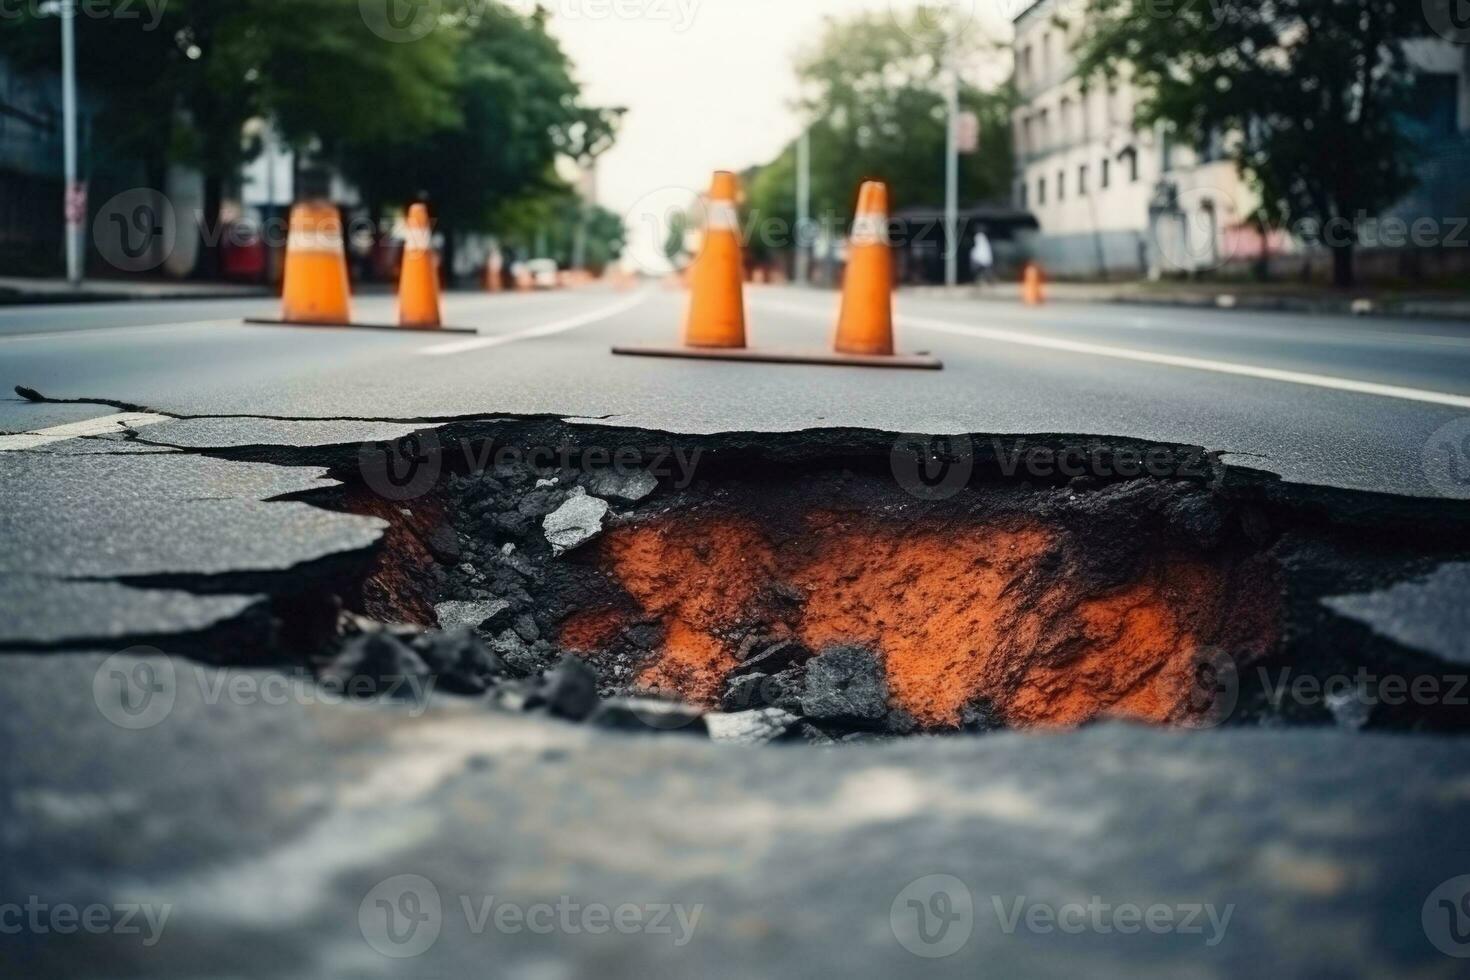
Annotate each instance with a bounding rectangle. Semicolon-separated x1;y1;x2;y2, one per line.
944;52;960;289
795;127;811;287
59;0;82;286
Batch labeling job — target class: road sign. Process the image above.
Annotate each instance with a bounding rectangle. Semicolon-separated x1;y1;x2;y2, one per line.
956;111;980;155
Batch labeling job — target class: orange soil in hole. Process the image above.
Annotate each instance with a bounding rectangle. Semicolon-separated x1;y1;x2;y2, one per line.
564;513;1277;729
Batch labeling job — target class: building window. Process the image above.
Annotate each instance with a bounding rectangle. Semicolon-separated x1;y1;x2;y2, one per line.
1079;164;1089;195
1018;181;1028;209
1119;147;1139;183
1057;170;1065;201
1038;178;1046;205
1101;157;1110;189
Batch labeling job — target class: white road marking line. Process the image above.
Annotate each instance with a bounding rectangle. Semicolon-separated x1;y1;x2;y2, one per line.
0;412;173;452
747;297;1470;409
899;314;1470;410
418;289;653;356
0;319;248;344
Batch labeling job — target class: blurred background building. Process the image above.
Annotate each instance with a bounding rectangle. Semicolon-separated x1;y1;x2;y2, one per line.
1011;0;1470;281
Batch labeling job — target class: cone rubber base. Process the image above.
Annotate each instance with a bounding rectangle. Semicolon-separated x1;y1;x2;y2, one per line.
244;318;476;335
612;344;942;370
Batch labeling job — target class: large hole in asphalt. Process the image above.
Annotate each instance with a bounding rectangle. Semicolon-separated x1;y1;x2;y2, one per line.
314;426;1470;743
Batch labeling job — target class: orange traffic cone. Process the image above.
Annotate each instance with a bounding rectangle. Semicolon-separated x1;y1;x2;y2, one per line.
278;200;352;325
1022;262;1046;306
244;200;474;333
834;181;896;356
398;203;442;329
485;251;503;292
612;175;940;369
684;171;748;348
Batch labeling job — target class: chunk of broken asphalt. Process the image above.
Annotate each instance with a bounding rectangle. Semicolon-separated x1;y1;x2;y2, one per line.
407;629;507;696
588;698;708;735
800;647;890;727
319;632;431;697
721;672;771;712
735;638;812;677
524;655;600;721
705;708;801;745
425;525;462;563
580;468;658;504
434;599;511;633
543;488;611;555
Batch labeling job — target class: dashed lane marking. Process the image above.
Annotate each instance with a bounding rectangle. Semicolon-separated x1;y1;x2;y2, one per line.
0;412;173;452
747;298;1470;410
418;290;653;357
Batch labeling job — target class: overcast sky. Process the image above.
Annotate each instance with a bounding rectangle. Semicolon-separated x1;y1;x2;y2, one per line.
544;0;1016;267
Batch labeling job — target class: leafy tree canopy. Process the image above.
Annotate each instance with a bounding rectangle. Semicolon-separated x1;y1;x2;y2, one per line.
746;9;1015;256
1075;0;1442;286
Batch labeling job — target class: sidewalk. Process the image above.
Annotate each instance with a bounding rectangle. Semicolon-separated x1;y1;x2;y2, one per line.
0;276;270;305
901;280;1470;322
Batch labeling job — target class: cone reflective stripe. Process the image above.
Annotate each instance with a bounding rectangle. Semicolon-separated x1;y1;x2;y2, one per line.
683;171;747;349
280;201;351;325
834;181;896;357
398;203;442;329
613;174;938;369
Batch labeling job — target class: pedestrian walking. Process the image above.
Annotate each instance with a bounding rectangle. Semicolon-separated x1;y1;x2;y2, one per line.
970;229;995;286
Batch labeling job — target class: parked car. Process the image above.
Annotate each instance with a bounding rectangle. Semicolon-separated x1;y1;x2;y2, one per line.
527;258;559;289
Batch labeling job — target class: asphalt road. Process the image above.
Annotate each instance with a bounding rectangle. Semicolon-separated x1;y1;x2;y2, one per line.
5;284;1470;978
4;282;1470;495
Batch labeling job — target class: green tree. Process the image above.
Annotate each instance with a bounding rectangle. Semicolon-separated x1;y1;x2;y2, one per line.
1076;0;1438;287
747;10;1014;254
0;0;459;274
338;5;614;278
495;191;625;273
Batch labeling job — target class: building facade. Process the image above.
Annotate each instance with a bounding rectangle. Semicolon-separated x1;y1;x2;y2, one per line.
1010;0;1470;281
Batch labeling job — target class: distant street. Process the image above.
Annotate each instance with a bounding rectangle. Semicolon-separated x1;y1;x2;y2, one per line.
5;285;1470;496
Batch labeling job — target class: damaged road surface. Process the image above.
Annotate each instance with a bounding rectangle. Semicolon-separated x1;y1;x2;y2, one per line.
5;285;1470;978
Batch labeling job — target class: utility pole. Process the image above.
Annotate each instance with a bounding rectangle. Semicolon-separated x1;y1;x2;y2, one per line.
944;47;960;289
795;127;811;287
60;0;82;285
